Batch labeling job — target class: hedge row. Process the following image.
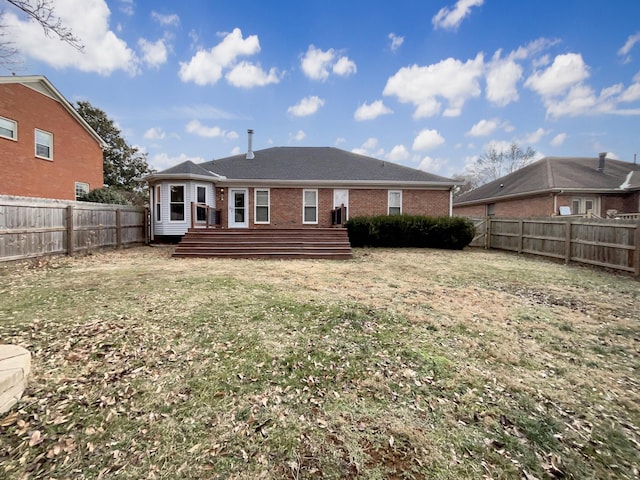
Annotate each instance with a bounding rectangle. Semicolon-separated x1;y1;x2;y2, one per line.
345;215;475;250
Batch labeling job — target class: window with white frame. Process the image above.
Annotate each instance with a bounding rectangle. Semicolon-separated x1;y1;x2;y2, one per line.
155;185;162;222
75;182;89;200
303;189;318;224
255;189;270;224
170;185;185;221
571;197;598;215
35;129;53;159
196;185;207;222
388;190;402;215
0;116;17;140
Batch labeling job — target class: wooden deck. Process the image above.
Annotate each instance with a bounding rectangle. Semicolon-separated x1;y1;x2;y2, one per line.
172;227;353;260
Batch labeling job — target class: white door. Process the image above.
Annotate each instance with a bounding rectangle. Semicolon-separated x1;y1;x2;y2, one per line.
229;188;248;228
333;189;349;220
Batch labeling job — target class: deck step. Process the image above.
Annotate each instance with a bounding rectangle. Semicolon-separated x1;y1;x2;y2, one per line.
172;228;352;260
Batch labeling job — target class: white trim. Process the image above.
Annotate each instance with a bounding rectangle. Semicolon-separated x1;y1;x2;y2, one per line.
303;189;318;224
155;185;162;223
388;190;402;215
333;189;349;220
229;188;249;228
254;188;270;224
0;116;17;141
168;183;186;223
35;128;53;160
195;184;208;224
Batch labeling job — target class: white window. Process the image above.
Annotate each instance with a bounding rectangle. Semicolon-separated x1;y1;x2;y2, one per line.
255;189;270;224
196;185;207;222
303;189;318;224
155;185;162;222
75;182;89;200
571;197;598;215
35;129;53;160
169;185;185;221
388;190;402;215
0;116;17;140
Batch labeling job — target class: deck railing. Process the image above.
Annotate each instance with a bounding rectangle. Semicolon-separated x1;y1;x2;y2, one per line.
331;204;347;227
190;202;221;229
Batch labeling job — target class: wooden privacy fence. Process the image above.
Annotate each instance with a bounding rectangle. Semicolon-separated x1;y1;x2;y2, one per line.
0;196;148;263
470;217;640;276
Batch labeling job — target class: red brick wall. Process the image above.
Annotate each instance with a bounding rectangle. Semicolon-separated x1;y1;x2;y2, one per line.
216;186;452;227
453;204;486;217
0;83;103;200
454;194;554;218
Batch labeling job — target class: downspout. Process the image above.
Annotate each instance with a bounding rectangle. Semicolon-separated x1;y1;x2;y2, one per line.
449;189;453;216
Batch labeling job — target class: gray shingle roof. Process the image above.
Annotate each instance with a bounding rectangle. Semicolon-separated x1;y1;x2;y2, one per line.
159;160;218;177
197;147;455;184
454;156;640;205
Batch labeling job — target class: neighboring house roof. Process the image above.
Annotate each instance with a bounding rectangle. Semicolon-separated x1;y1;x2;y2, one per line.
454;156;640;206
0;75;107;149
144;147;458;187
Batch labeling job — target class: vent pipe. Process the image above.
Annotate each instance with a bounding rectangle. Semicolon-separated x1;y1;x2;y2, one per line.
246;129;255;160
597;152;606;172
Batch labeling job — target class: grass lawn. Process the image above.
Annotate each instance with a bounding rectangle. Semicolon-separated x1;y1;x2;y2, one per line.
0;247;639;479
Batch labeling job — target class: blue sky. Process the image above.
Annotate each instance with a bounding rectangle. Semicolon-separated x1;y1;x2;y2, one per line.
3;0;640;176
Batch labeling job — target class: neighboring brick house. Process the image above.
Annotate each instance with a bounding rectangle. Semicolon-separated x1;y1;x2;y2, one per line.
0;75;106;201
142;133;458;240
453;154;640;218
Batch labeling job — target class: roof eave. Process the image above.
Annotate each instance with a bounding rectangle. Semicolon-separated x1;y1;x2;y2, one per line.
454;186;633;206
1;75;108;149
139;172;224;183
216;179;458;188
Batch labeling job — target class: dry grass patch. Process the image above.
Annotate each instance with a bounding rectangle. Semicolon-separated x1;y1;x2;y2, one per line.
0;247;638;479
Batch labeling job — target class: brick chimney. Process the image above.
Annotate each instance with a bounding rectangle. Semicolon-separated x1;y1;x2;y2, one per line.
246;129;255;160
597;152;606;172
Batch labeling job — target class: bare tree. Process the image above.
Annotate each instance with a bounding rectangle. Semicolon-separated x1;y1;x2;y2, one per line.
464;142;536;189
1;0;83;65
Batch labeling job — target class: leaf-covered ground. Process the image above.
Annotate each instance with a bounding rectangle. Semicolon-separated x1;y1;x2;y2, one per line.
0;247;638;479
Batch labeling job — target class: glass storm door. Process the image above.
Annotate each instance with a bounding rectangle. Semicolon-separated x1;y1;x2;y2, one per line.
229;188;248;228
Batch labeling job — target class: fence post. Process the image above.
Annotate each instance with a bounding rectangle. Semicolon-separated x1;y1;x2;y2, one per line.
145;208;150;244
66;205;74;257
486;217;491;249
634;220;640;277
116;209;122;249
518;219;524;254
564;219;572;264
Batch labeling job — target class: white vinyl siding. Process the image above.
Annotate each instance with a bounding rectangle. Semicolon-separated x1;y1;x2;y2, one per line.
0;116;17;140
303;189;318;224
153;182;215;237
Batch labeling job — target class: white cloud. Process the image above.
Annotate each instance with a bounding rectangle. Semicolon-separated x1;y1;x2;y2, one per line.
118;0;134;16
333;56;357;76
300;45;356;81
467;118;499;137
287;96;325;117
226;62;281;88
150;152;205;171
352;138;385;158
432;0;484;31
520;128;547;144
144;127;166;140
291;130;306;142
619;73;640;102
525;53;590;98
618;32;640;63
138;38;168;68
2;0;139;75
387;145;410;162
179;28;261;86
354;100;393;121
230;146;242;156
185;120;238;139
485;50;523;106
412;129;445;151
383;54;483;118
417;156;444;173
388;33;404;53
151;11;180;27
301;45;335;81
550;133;567;146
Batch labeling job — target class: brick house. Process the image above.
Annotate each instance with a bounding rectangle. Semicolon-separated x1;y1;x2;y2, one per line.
0;75;106;201
453;154;640;218
142;132;458;241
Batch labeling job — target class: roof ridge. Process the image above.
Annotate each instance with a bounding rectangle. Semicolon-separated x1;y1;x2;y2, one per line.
545;157;555;188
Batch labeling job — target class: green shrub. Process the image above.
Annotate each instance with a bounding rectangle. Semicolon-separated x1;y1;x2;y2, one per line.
78;187;130;205
345;215;474;250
